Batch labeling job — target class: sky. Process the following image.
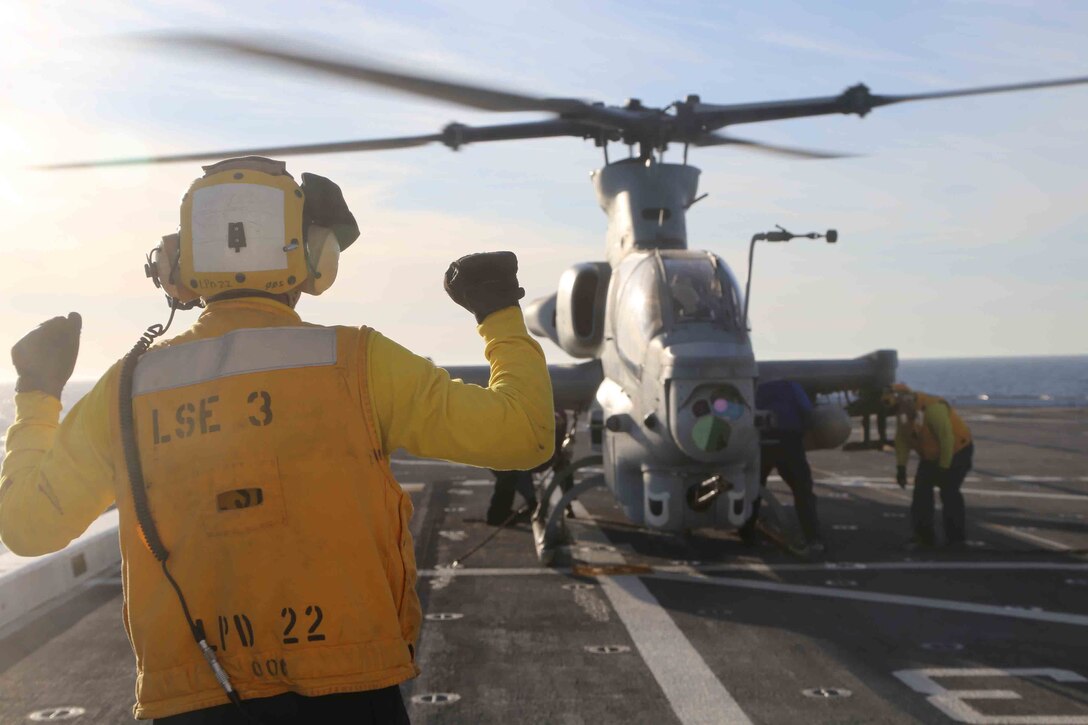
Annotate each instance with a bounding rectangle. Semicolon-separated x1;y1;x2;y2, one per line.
1;0;1087;382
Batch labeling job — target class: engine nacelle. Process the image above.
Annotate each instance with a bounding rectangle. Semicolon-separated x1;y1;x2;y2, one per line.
555;262;611;359
524;293;559;347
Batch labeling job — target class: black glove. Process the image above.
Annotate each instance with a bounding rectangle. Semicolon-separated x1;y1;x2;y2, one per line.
12;312;82;399
444;251;525;324
896;465;908;489
301;173;360;250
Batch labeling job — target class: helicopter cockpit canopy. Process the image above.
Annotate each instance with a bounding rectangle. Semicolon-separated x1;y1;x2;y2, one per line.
614;251;744;370
661;255;743;328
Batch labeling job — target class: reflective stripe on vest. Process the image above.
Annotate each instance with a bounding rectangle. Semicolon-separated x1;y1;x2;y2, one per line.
133;327;337;396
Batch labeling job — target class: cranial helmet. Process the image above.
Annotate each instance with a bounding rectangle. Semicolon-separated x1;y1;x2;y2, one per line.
880;382;913;406
146;156;359;306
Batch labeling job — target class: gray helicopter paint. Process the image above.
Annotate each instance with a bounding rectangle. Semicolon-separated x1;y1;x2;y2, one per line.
592;159;701;268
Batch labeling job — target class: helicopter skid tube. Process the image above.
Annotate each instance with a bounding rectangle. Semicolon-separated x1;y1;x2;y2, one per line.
533;474;606;566
532;455;603;566
537;455;604;515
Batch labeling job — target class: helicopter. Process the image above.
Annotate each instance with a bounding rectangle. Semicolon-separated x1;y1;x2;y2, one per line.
49;35;1088;563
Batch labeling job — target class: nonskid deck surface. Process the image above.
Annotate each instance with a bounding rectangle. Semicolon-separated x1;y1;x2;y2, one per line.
2;408;1086;723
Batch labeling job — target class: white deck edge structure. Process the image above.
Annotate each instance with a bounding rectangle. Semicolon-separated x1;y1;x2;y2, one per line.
567;499;753;725
0;509;121;633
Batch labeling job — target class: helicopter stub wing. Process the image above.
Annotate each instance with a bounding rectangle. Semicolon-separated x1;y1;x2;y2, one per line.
757;350;897;399
444;360;603;412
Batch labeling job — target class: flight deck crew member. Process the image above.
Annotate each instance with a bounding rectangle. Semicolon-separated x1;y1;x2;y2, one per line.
0;157;554;723
486;410;569;524
891;384;974;549
486;468;536;525
739;379;825;556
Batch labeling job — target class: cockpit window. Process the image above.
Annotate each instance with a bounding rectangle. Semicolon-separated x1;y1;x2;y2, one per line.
663;257;738;328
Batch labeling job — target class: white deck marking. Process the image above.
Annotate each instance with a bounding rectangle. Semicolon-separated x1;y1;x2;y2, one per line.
415;561;1088;577
602;574;752;724
695;560;1088;574
419;567;564;577
647;572;1088;627
895;668;1088;724
400;483;424;492
815;478;1088;502
569;500;752;724
981;523;1072;551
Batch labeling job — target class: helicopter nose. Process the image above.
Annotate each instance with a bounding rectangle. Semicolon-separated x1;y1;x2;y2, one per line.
668;379;756;462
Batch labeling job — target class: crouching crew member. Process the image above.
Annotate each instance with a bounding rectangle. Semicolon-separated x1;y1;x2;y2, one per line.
0;157;554;723
740;379;825;556
891;384;974;549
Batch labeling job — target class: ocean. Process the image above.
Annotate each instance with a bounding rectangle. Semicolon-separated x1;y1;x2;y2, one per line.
0;355;1085;435
896;356;1087;409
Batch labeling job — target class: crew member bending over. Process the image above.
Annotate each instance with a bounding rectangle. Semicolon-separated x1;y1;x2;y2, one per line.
892;384;973;550
740;379;824;556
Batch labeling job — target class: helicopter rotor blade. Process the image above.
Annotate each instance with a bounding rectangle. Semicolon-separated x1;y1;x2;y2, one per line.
442;119;597;147
872;75;1088;107
40;119;596;170
148;33;590;115
693;133;852;160
691;74;1088;130
39;133;444;170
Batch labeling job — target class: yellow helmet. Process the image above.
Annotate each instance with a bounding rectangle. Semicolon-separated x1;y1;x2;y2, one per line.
881;382;914;408
147;157;358;305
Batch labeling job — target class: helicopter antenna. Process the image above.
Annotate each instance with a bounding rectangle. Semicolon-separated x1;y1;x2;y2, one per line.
744;226;838;328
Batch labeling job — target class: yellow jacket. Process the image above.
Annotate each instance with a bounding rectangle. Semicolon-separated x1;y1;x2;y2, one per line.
895;391;972;469
0;297;553;719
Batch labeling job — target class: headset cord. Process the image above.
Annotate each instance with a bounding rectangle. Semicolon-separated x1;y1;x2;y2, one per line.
118;303;262;724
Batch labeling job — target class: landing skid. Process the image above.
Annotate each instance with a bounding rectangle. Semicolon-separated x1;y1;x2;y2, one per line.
532;455;604;566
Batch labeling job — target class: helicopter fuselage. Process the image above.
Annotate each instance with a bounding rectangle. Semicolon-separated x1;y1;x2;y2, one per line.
528;158;762;531
521;157;856;538
595;247;759;531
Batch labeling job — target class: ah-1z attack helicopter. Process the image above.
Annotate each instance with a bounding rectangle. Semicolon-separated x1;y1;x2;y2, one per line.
54;35;1088;562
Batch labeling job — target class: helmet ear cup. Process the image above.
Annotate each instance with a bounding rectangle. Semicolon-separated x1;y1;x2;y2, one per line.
150;233;200;305
302;225;340;296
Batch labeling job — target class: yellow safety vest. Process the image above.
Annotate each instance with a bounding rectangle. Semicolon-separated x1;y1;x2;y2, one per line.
113;325;419;718
908;392;972;463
